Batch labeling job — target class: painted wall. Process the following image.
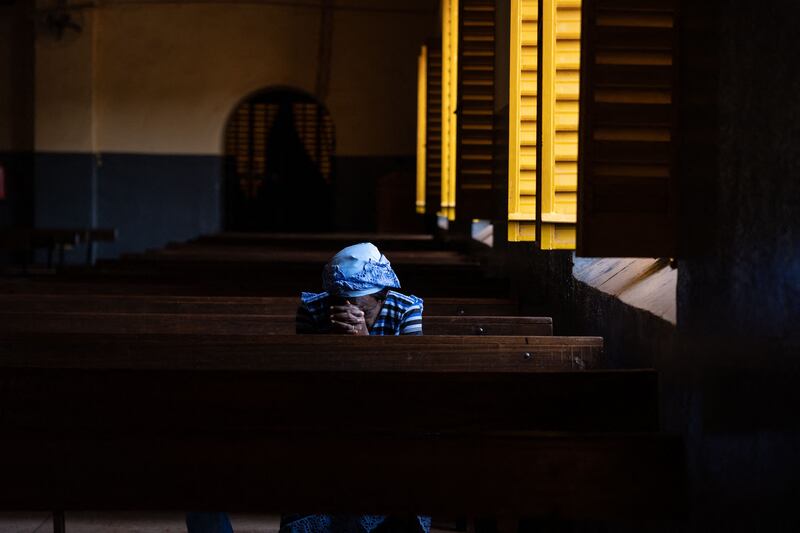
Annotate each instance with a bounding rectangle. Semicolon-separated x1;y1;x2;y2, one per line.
86;1;435;156
26;0;436;258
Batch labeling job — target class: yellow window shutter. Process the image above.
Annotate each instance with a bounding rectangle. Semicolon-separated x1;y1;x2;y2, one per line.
416;45;428;215
539;0;580;249
508;0;538;241
440;0;459;221
577;0;678;257
456;0;496;221
425;41;443;216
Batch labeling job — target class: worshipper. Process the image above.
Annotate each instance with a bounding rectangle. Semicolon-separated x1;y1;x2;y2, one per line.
186;243;427;533
295;242;424;337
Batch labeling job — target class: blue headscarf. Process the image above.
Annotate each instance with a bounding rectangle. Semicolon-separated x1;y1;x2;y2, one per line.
322;242;400;297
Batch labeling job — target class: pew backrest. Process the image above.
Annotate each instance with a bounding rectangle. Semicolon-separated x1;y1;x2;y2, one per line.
0;294;519;316
0;333;603;370
0;312;552;336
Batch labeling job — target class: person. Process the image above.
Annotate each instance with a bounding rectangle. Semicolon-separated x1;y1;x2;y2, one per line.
187;243;428;533
296;242;423;337
283;242;428;533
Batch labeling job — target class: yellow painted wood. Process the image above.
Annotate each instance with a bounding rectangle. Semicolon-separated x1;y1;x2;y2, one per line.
508;0;538;242
416;45;428;215
440;0;459;221
539;0;580;250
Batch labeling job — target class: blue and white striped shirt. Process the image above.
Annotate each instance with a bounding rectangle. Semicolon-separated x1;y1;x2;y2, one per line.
296;290;424;335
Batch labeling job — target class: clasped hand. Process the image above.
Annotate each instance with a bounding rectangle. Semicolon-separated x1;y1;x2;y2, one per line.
329;302;370;335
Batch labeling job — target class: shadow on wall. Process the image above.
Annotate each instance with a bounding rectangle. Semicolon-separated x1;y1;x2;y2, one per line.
333;155;423;233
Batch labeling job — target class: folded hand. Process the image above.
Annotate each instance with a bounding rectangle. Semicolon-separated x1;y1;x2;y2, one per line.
330;302;370;335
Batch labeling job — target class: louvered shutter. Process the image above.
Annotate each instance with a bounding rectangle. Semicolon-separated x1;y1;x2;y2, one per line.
441;0;459;220
416;45;428;214
577;0;678;257
425;41;443;217
539;0;580;249
508;0;538;241
456;0;496;221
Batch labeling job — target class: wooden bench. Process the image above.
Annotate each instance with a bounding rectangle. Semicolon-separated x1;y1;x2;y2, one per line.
0;333;602;370
0;312;553;336
0;227;117;267
144;248;476;266
35;269;510;297
0;294;519;316
0;334;682;518
4;277;500;297
0;237;687;523
188;231;445;251
0;433;684;518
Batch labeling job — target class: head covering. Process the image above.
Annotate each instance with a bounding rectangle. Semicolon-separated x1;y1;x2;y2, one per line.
322;242;401;297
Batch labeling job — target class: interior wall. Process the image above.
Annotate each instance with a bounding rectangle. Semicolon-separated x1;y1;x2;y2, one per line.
92;2;433;157
28;1;436;257
672;1;800;529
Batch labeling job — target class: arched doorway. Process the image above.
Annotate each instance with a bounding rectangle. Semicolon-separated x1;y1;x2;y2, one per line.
223;88;335;232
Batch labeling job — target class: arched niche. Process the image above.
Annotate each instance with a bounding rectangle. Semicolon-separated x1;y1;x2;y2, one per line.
222;87;335;232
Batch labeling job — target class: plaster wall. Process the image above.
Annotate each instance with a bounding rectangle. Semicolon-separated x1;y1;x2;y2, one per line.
35;9;96;152
66;1;435;157
25;1;435;257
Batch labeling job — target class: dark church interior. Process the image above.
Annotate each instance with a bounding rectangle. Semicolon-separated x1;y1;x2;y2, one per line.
0;0;798;531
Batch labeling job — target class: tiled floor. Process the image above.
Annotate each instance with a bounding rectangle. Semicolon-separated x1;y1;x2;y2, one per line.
0;512;281;533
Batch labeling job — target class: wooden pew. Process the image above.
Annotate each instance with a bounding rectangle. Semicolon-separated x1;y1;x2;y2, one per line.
109;250;476;269
4;277;500;298
0;312;553;336
0;227;117;267
31;268;510;297
0;433;684;518
3;238;507;297
144;247;475;266
0;334;683;518
0;333;603;370
187;232;445;251
0;237;687;520
0;293;519;316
